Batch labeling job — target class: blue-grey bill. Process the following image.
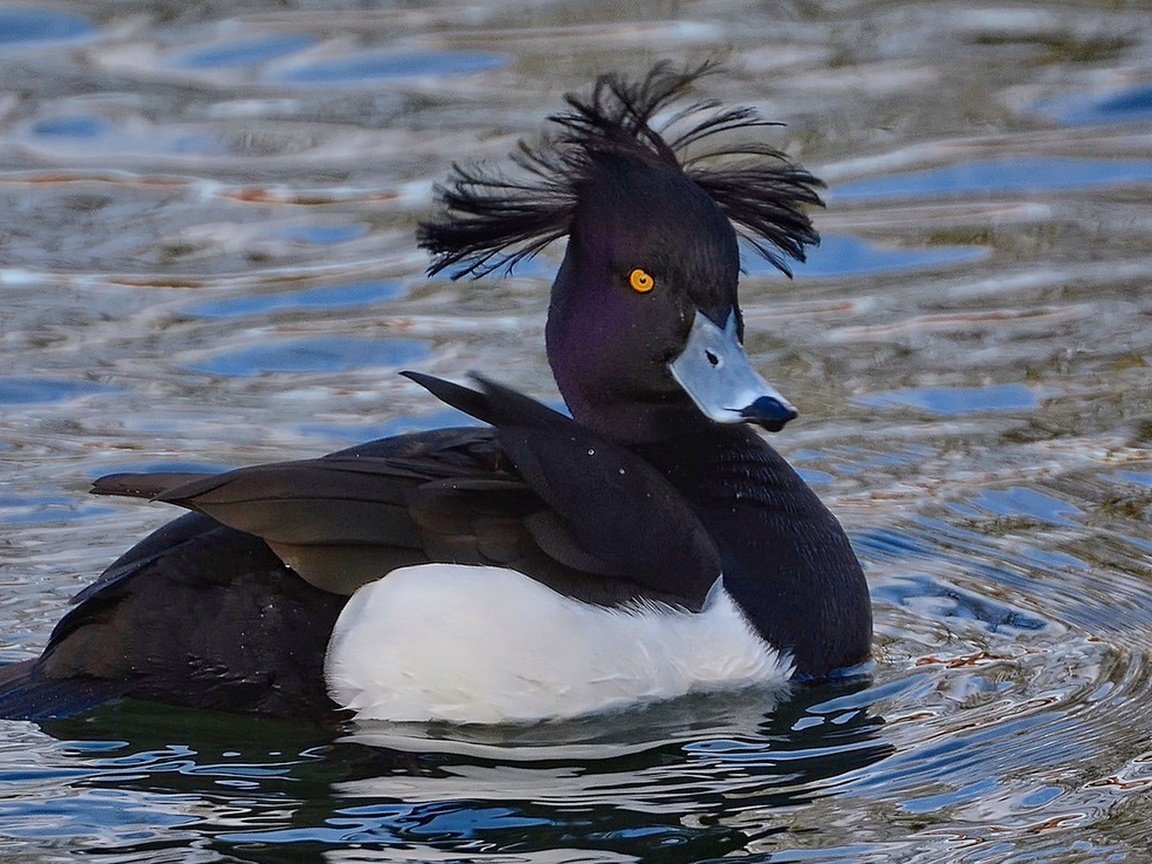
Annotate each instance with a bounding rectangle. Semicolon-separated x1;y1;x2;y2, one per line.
669;310;798;432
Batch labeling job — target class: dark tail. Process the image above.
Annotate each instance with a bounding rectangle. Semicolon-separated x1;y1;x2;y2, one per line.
0;660;125;721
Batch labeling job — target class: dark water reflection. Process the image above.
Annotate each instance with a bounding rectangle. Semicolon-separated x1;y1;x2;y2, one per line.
15;685;890;862
2;0;1151;861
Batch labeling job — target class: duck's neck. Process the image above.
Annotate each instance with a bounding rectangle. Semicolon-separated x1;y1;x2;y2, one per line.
631;426;873;680
545;275;709;446
553;385;717;445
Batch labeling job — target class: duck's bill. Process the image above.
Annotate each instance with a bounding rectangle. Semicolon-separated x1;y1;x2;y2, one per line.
669;310;798;432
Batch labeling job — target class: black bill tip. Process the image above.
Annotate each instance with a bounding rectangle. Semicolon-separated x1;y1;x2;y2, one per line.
741;396;799;432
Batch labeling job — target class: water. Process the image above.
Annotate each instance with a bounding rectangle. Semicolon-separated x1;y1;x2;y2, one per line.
1;0;1150;860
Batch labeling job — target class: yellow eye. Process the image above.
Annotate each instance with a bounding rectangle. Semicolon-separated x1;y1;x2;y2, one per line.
629;268;655;293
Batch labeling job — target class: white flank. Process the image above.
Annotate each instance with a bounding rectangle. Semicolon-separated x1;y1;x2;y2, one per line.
324;563;792;724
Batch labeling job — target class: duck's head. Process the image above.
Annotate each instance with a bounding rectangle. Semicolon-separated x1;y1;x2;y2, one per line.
419;63;823;443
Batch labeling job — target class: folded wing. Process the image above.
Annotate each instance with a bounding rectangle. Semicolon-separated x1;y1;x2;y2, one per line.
92;375;721;610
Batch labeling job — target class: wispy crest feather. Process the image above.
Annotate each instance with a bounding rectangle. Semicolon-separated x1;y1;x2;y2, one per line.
418;62;824;279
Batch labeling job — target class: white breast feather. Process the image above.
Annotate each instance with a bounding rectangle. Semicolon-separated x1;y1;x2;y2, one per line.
324;563;792;724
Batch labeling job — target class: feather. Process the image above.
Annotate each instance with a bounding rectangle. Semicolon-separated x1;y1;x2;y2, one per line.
418;61;823;279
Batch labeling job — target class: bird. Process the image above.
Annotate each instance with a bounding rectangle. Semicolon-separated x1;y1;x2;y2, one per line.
0;63;872;725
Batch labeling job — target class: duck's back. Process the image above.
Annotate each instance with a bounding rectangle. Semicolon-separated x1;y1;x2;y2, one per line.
0;512;345;720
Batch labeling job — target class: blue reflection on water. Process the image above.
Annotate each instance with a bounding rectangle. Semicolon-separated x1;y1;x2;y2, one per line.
278;51;507;84
1088;84;1152;122
0;8;93;47
967;487;1084;527
188;336;428;376
858;526;1051;633
1038;83;1152;126
871;570;1049;633
178;34;315;69
832;157;1152;200
31;116;108;138
186;280;404;318
0;790;195;839
26;115;226;155
0;496;121;526
745;233;987;278
221;803;551;845
854;384;1038;415
275;224;368;246
0;378;117;404
1118;470;1152;488
807;233;987;276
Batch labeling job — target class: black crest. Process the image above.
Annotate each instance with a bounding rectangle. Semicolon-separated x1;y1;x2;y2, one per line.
418;61;824;279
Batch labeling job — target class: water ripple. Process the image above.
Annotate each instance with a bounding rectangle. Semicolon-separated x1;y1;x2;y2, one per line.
1;0;1151;862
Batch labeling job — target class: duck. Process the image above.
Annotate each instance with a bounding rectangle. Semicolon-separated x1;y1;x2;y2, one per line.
0;63;872;724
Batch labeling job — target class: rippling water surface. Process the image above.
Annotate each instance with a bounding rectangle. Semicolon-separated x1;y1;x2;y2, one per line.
1;1;1150;861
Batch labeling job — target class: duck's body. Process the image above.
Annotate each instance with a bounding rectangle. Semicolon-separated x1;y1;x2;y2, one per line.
0;64;871;724
327;564;788;724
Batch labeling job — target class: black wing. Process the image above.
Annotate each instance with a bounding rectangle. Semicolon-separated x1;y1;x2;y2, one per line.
91;375;721;611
